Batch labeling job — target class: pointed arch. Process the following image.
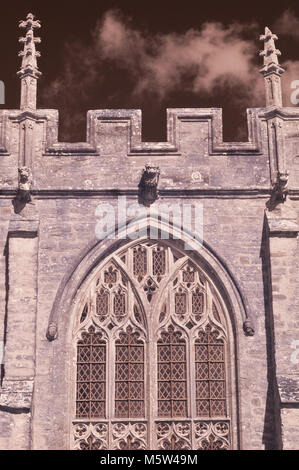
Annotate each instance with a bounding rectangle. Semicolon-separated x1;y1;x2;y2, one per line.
72;255;148;338
46;214;252;342
46;214;249;449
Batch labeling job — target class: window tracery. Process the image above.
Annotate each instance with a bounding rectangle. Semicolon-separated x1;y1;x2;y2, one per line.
72;241;232;450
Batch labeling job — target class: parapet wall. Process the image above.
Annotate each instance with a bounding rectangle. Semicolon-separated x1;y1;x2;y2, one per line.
0;106;299;194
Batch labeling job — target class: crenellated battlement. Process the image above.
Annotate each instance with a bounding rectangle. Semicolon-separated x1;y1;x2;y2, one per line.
1;105;299;155
0;107;266;157
1;105;299;194
1;15;299;196
1;14;299;452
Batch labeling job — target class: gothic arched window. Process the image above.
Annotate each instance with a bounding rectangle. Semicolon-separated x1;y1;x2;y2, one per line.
72;241;232;450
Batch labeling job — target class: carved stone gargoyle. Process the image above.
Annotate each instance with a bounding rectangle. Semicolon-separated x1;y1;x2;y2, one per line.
16;166;33;203
267;171;289;210
13;167;33;213
138;164;160;207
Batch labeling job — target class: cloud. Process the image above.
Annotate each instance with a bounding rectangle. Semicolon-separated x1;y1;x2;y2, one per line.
272;10;299;106
42;9;290;140
282;60;299;106
273;9;299;40
94;11;262;99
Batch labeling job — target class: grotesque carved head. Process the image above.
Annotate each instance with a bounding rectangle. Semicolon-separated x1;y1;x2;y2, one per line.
142;164;160;187
276;171;289;193
138;164;160;206
18;166;31;183
15;166;33;205
46;322;58;341
243;319;255;336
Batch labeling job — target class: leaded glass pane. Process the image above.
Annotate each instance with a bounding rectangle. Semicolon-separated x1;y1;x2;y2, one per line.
133;246;147;281
195;325;226;418
96;289;109;318
153;247;166;277
115;328;145;418
175;293;187;315
157;325;187;418
76;327;106;419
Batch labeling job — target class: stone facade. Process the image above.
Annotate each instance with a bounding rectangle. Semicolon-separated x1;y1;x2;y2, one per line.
0;15;298;450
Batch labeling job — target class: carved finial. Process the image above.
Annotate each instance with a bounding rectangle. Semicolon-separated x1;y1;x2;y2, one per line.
259;27;283;72
17;13;42;109
138;164;160;207
259;27;285;107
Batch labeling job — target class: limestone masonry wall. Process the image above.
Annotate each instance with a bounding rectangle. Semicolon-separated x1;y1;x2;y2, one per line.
0;15;298;450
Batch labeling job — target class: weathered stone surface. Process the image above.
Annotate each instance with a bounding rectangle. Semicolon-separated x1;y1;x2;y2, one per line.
0;379;33;409
0;19;298;450
277;376;299;403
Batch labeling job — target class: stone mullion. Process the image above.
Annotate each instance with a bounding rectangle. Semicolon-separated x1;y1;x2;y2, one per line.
148;297;156;450
170;342;174;418
188;329;196;449
207;335;212;418
128;342;131;419
148;246;153;278
89;343;92;419
190;325;197;449
108;332;114;449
